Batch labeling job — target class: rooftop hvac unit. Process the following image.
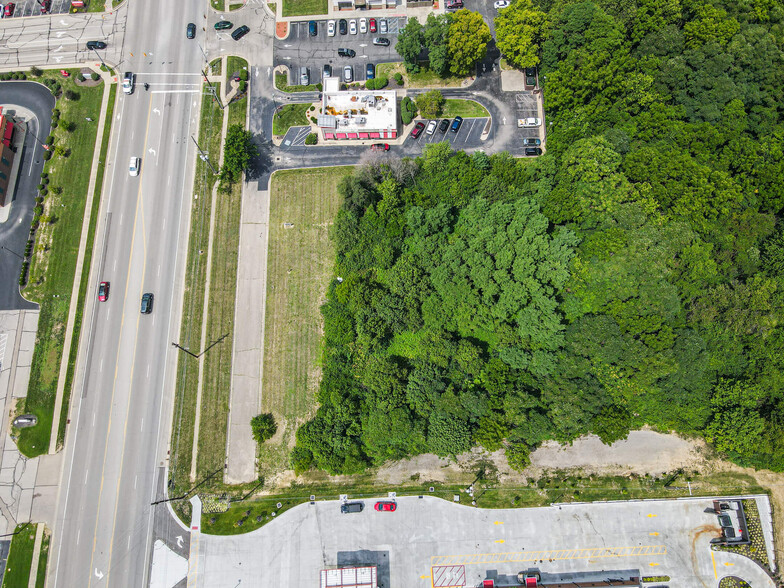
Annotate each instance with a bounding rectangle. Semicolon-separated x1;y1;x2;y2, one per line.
358;117;367;124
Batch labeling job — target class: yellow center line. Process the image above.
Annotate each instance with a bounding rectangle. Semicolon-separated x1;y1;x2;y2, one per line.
87;97;154;587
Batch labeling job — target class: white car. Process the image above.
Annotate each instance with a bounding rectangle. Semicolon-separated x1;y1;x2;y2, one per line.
327;20;336;36
129;156;141;176
343;65;353;82
379;18;387;34
349;19;357;34
518;117;541;127
494;0;510;8
425;120;437;135
359;18;367;33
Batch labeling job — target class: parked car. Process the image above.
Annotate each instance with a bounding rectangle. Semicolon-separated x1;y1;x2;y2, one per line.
370;143;390;151
524;147;542;156
341;502;364;514
494;0;510;7
338;18;347;35
323;64;332;78
3;2;13;17
359;17;367;33
426;120;437;135
86;40;107;50
375;501;396;512
525;67;537;87
122;71;135;94
98;281;109;302
12;415;37;428
129;156;141;176
349;19;357;34
445;0;463;8
369;17;377;33
337;48;356;58
140;292;154;314
327;19;336;36
523;137;541;146
300;66;309;85
309;20;317;36
214;20;233;30
518;117;541;127
450;116;463;133
366;63;375;79
379;18;387;34
231;25;250;40
438;119;450;133
343;65;353;82
372;37;390;46
411;121;426;138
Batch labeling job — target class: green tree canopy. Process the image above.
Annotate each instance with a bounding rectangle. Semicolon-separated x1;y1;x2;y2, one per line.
447;10;492;76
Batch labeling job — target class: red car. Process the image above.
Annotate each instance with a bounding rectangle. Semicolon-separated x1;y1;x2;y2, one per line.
374;501;396;512
369;18;377;33
98;281;109;302
370;143;389;151
411;121;425;139
4;3;15;17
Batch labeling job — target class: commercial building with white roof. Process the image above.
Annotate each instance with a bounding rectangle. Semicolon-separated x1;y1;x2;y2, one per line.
318;77;398;141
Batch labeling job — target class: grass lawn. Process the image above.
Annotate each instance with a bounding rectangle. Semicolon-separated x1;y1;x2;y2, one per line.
275;73;320;94
226;56;247;87
272;103;311;136
377;62;468;89
442;99;490;118
169;85;224;497
257;167;351;480
282;0;327;17
229;2;244;8
2;524;36;588
16;69;106;458
34;529;49;588
211;0;223;10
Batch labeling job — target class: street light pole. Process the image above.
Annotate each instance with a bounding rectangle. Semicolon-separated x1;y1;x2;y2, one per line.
190;135;218;174
201;69;225;110
89;46;107;71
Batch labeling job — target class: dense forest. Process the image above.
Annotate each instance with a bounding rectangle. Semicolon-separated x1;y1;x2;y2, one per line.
291;0;784;474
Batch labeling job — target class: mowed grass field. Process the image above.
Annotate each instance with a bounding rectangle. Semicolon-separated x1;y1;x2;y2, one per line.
259;167;351;479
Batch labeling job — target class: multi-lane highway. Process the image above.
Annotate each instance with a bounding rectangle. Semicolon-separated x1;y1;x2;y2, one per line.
44;2;204;586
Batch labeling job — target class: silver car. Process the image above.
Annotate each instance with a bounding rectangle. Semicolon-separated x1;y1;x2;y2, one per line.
343;65;353;82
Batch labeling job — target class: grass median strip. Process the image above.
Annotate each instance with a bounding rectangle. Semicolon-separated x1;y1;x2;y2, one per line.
272;103;311;136
282;0;327;17
275;72;320;93
1;524;36;588
17;70;106;458
442;99;490;118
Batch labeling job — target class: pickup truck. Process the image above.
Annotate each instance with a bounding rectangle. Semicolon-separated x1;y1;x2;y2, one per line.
518;117;541;127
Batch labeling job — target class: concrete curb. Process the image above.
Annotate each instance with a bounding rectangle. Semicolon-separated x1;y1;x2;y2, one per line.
27;522;43;588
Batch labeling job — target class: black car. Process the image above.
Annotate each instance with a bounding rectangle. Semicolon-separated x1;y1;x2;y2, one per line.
438;119;449;133
338;19;348;35
341;502;364;513
523;137;541;146
372;37;390;46
337;48;356;58
525;66;537;87
186;23;196;39
450;116;463;133
140;293;154;314
524;147;542;156
86;41;107;50
309;20;317;36
231;25;250;40
323;64;332;78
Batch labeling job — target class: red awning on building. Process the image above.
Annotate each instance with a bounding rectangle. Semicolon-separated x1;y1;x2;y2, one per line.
359;133;369;139
336;133;347;139
390;131;397;138
370;132;380;138
348;133;358;139
2;119;14;147
324;133;335;139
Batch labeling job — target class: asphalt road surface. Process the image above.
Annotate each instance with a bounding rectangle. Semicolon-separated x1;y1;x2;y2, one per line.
48;1;203;586
0;82;52;310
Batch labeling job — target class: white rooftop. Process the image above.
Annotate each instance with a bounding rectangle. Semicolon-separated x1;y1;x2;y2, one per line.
320;83;397;136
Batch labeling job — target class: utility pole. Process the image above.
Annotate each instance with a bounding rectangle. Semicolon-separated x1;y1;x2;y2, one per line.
201;68;225;110
89;46;106;70
190;135;218;174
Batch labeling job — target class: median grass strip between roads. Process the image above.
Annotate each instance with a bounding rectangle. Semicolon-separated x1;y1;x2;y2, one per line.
442;99;490;118
169;84;224;499
195;66;248;481
275;72;320;94
1;524;36;588
56;83;117;449
272;103;311;136
282;0;327;17
257;167;351;480
17;69;105;458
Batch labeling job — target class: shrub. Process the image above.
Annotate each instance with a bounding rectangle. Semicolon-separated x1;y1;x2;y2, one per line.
39;187;48;197
239;80;247;93
305;133;318;145
400;96;418;125
11;73;18;80
240;69;249;81
374;76;388;89
42;150;52;161
37;184;45;191
64;89;79;101
316;83;323;91
46;135;54;145
50;121;58;129
250;413;277;444
33;205;43;217
41;177;49;185
51;186;62;195
77;73;86;82
52;109;60;118
30;66;43;77
394;72;404;85
91;72;100;81
54;145;69;157
61;121;75;132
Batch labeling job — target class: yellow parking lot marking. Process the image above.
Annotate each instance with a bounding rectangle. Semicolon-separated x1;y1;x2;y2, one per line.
431;545;667;567
494;540;505;544
723;562;734;566
420;575;431;579
649;563;660;566
711;550;718;578
494;521;504;525
647;514;657;518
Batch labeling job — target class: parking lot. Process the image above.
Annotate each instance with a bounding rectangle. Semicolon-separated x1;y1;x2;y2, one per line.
1;0;75;18
274;17;407;85
192;495;776;588
404;116;488;150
